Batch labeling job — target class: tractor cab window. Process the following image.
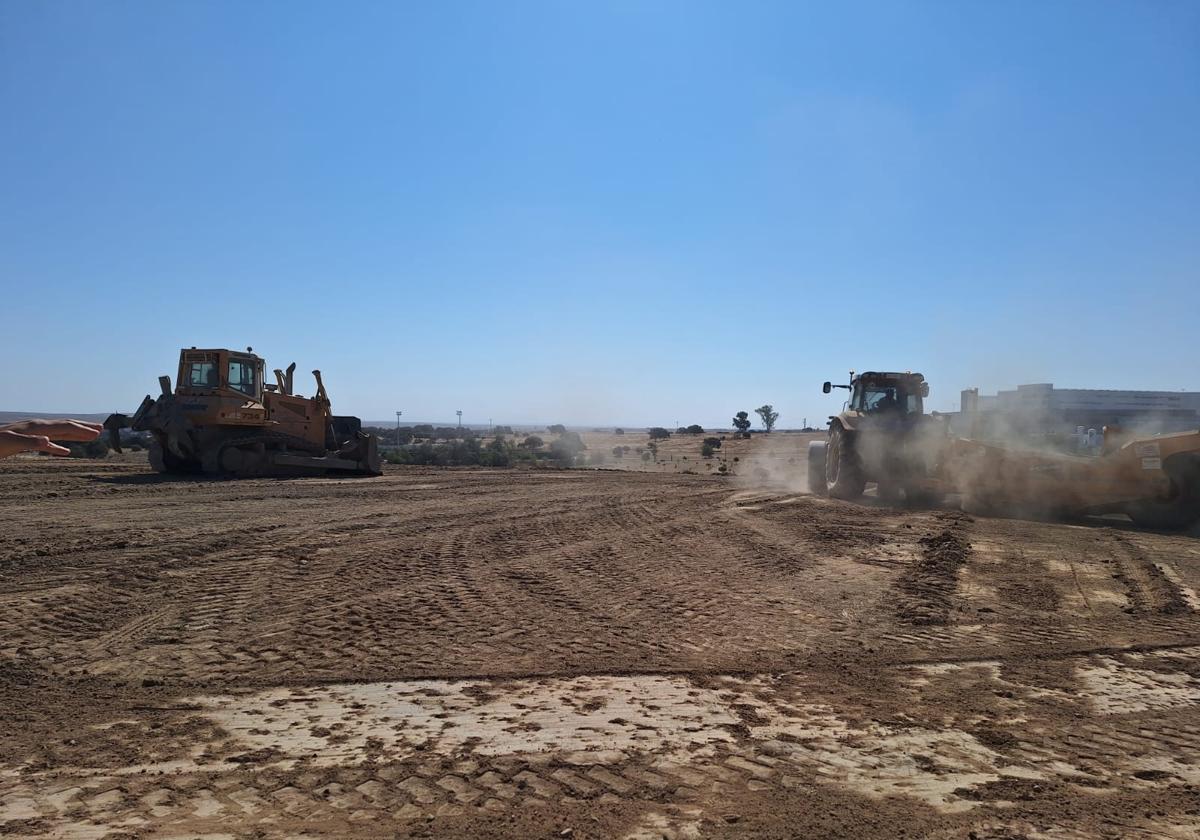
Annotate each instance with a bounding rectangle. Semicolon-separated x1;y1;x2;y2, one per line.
187;362;218;388
858;385;912;415
864;386;902;415
227;360;258;397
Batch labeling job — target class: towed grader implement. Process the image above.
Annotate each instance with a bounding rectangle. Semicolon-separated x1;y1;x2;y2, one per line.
941;430;1200;530
104;347;381;477
810;370;1200;530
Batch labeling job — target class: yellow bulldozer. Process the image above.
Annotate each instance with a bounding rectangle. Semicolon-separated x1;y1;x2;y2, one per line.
104;347;381;477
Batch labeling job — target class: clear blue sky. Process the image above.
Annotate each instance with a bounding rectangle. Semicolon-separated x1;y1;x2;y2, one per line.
2;1;1197;428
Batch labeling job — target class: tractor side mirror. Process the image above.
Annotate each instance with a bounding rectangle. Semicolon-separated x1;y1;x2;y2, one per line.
822;381;832;394
921;383;930;398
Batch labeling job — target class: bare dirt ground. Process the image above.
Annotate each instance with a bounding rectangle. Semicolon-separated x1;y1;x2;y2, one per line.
3;453;1200;838
570;430;821;481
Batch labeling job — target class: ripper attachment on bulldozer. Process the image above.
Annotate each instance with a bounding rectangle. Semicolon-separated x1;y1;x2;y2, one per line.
105;347;381;477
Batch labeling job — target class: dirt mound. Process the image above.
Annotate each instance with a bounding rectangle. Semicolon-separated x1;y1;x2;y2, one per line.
896;518;973;625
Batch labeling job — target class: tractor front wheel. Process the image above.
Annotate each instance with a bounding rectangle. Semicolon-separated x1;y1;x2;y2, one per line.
826;426;866;500
807;441;828;495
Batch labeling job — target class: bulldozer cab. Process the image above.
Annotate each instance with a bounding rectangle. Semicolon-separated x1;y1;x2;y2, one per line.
177;349;264;402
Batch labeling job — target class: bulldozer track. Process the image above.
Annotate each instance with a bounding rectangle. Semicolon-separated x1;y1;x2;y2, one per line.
198;430;328;475
5;460;1200;838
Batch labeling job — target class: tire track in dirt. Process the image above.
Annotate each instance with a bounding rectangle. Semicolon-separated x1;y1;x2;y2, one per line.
10;644;1200;840
7;461;1200;838
895;514;974;626
1104;531;1189;615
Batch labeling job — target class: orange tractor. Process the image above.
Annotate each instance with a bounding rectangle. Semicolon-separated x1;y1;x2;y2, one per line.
104;347;381;477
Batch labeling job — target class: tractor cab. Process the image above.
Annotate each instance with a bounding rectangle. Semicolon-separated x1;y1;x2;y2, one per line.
824;371;929;422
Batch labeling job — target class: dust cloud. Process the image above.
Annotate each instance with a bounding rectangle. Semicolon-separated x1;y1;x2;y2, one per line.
731;432;818;495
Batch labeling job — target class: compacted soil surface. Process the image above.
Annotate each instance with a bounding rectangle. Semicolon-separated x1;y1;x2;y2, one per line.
3;457;1200;838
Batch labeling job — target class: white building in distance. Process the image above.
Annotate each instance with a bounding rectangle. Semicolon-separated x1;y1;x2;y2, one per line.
959;383;1200;436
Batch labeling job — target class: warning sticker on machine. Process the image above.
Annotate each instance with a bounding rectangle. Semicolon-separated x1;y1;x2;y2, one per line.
1135;442;1161;458
1141;457;1162;471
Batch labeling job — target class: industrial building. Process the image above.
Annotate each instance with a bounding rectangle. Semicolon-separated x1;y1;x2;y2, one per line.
958;383;1200;437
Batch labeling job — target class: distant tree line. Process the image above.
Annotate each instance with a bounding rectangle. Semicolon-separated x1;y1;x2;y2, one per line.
382;426;588;468
363;425;486;445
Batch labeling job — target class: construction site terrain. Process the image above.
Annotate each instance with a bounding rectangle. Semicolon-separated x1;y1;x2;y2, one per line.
3;450;1200;838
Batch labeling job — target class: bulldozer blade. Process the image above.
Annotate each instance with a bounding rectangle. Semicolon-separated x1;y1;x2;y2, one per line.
361;433;382;475
102;414;130;454
271;452;376;473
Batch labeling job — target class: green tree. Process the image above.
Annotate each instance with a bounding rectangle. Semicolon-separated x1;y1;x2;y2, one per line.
755;405;779;432
648;427;671;440
732;411;751;436
481;436;512;467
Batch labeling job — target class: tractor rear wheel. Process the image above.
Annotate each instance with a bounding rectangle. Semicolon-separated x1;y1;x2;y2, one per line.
807;441;828;495
826;426;866;500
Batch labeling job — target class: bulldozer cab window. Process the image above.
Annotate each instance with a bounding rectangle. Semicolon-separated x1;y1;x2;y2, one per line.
187;362;218;389
227;360;258;397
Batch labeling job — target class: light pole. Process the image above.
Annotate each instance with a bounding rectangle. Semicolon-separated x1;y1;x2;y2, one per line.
395;411;402;448
456;410;462;430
